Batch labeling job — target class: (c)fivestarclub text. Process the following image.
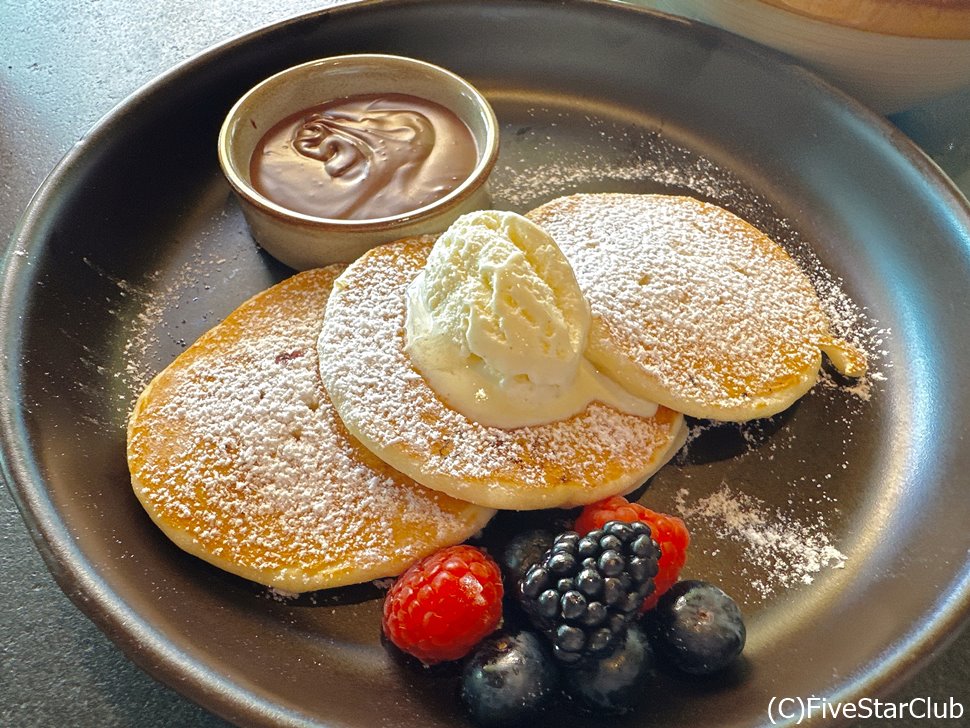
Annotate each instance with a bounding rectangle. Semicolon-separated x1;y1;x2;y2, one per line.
768;695;964;724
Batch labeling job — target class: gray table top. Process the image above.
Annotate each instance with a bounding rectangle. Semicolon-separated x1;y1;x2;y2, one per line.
2;1;968;726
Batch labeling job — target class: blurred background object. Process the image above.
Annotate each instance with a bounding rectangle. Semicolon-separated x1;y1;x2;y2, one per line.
632;0;970;114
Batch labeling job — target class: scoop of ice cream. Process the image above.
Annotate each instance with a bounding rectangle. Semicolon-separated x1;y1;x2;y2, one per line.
405;210;656;428
411;210;587;386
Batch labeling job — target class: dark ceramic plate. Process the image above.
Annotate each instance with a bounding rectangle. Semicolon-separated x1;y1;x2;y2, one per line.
3;1;970;726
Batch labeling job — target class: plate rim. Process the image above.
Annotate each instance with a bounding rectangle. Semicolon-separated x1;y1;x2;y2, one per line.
2;1;970;726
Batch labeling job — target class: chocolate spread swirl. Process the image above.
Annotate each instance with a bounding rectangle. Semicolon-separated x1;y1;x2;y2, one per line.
250;93;478;220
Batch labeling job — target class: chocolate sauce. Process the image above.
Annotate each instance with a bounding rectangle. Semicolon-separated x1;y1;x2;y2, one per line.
249;93;478;220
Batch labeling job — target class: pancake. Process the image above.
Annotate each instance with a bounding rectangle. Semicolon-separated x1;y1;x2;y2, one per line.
318;237;687;511
527;193;866;422
127;267;494;593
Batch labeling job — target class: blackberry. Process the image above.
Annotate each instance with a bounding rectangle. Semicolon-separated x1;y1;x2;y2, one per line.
519;520;659;663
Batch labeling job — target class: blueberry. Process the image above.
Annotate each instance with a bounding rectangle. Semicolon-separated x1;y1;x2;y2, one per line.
649;580;746;675
502;530;554;588
562;625;653;714
461;629;560;727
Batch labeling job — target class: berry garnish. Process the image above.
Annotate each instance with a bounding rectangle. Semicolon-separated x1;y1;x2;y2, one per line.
382;545;504;665
575;495;689;611
501;529;554;593
519;521;659;663
460;629;559;727
562;624;653;715
648;579;746;675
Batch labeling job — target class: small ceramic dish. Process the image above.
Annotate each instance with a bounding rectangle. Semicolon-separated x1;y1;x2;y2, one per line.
218;54;499;269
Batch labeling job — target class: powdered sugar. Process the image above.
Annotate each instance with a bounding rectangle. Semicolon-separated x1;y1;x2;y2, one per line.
529;193;866;418
120;105;887;601
490;114;734;210
120;246;242;398
318;239;684;510
127;268;490;592
675;484;847;601
482;109;886;602
493;108;888;410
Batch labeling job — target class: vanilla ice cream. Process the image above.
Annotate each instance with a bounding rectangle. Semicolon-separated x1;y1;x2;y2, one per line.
404;210;657;428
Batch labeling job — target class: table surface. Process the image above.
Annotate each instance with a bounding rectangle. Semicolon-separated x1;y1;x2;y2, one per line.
2;1;968;726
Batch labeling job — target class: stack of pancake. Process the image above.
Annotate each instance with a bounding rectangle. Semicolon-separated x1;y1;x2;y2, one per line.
127;194;865;592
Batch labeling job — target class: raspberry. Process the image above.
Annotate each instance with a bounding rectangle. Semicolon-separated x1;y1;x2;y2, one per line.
575;496;690;612
382;545;504;665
